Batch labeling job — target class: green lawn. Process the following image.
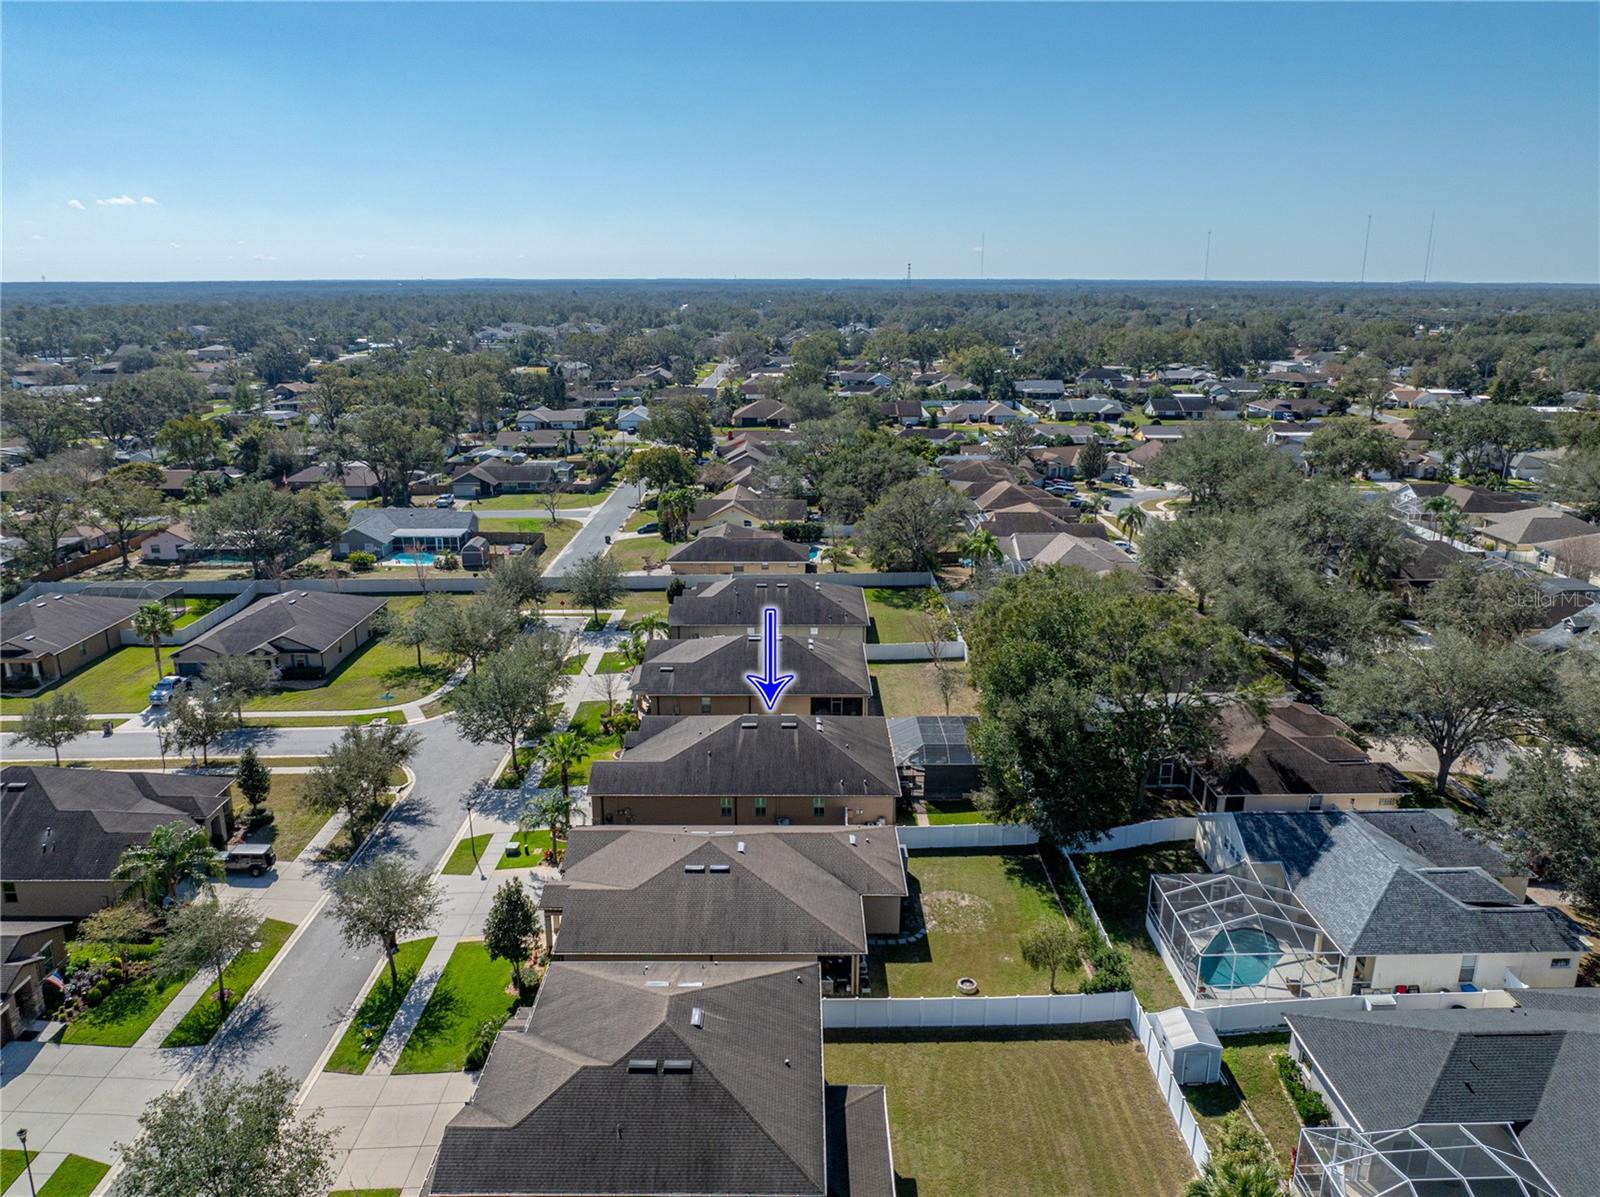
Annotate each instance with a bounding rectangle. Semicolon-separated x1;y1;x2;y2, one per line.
925;798;985;825
34;1156;109;1197
594;651;632;674
245;597;451;711
172;597;225;628
496;827;553;868
1184;1032;1303;1169
1;1150;37;1193
871;662;979;716
241;772;334;861
541;702;621;786
0;644;168;714
826;1027;1193;1197
1073;843;1202;1010
615;591;669;625
241;711;405;727
864;588;942;644
161;918;296;1047
468;488;608;511
621;508;657;533
61;944;192;1048
329;1191;402;1197
872;851;1081;997
392;941;519;1074
605;534;674;572
441;833;495;876
560;654;587;675
481;516;578;558
324;937;436;1074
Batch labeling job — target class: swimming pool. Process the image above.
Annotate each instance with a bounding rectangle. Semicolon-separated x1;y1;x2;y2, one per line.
390;551;437;567
1198;927;1282;989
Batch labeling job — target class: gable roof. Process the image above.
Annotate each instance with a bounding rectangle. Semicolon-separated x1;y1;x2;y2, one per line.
344;506;476;541
590;715;899;801
1205;701;1407;800
664;527;811;566
0;766;232;883
0;593;145;659
174;590;385;658
545;826;905;957
668;577;868;631
636;634;870;700
430;960;833;1196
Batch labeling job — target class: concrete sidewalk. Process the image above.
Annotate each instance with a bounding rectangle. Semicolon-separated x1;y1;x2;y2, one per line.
305;1069;478;1195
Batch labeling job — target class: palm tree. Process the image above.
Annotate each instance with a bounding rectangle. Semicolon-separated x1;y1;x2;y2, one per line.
111;822;219;906
1437;507;1472;544
819;542;854;573
132;601;177;679
1119;503;1150;538
542;730;586;816
1421;494;1457;531
631;611;668;641
957;529;1002;573
618;633;647;670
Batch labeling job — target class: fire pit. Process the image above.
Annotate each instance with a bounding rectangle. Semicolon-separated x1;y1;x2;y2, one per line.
956;977;979;995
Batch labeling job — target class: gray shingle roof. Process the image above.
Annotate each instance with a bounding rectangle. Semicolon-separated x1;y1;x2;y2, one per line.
174;590;385;659
1231;810;1584;956
589;715;899;801
664;527;812;565
545;825;905;957
345;506;477;541
1286;997;1600;1197
428;961;835;1196
636;635;870;701
1207;702;1408;800
0;593;146;659
825;1085;896;1197
0;766;232;883
668;578;869;631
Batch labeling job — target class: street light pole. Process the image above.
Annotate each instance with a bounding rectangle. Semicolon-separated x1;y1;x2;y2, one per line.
16;1129;37;1197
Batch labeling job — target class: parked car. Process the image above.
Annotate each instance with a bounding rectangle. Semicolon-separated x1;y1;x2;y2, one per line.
1044;481;1076;496
434;493;456;508
219;843;276;877
148;675;188;706
1112;539;1136;554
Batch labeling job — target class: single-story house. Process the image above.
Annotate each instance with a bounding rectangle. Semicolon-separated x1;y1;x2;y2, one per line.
0;766;234;919
285;462;381;500
615;404;651;434
337;507;478;559
1154;700;1409;813
731;398;794;428
879;399;925;426
1146;394;1236;420
140;521;198;564
589;714;900;827
1149;808;1588;1006
1000;531;1137;576
1245;394;1329;421
886;715;981;801
542;826;905;991
1013;378;1066;402
0;592;149;687
424;960;894;1197
1077;366;1132;388
668;577;870;641
978;506;1078;537
1048;397;1124;420
1025;444;1082;480
1510;446;1567;483
663;525;812;575
635;633;871;717
1284;990;1600;1197
0;919;69;1042
514;406;588;431
171;589;386;679
688;486;808;534
450;460;575;499
1477;506;1596;554
493;428;596;456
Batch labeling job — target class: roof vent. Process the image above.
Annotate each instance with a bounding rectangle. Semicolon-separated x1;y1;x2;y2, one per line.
663;1059;693;1073
627;1059;658;1073
740;719;758;730
776;582;789;589
676;980;703;988
684;863;706;873
709;863;731;874
644;979;669;988
40;827;55;853
657;665;673;673
691;1007;705;1028
848;833;857;847
780;718;798;729
736;840;746;853
755;582;768;588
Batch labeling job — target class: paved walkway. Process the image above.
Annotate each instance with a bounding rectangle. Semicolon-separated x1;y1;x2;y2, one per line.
304;1069;478;1195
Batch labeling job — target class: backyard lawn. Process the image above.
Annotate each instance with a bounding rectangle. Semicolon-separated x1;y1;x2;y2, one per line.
61;943;192;1047
392;941;519;1073
162;917;296;1047
1073;843;1202;1011
481;516;577;558
864;588;941;644
240;772;333;861
871;662;979;716
924;798;984;825
614;591;669;625
34;1155;109;1197
1183;1032;1303;1169
172;597;225;628
605;534;674;572
441;834;495;876
324;937;437;1074
826;1026;1194;1196
872;851;1080;997
0;644;168;714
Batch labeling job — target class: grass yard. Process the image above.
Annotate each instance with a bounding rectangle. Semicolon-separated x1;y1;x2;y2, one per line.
560;654;587;675
873;851;1080;997
162;917;296;1047
1184;1033;1303;1169
61;943;192;1048
621;508;656;533
245;597;451;711
241;773;333;861
29;755;326;771
0;644;168;714
324;937;437;1074
441;833;495;875
1;1150;36;1192
605;534;674;572
594;651;632;674
496;828;553;868
392;941;519;1074
864;588;941;644
171;597;225;628
468;489;606;511
481;516;577;558
615;591;669;625
1073;844;1202;1011
871;662;979;716
541;702;622;787
826;1026;1193;1197
34;1156;109;1197
924;798;984;825
241;711;405;727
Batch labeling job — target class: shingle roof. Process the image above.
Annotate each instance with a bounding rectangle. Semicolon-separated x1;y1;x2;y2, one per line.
825;1085;896;1197
1230;810;1584;956
1286;998;1600;1197
0;593;146;659
664;527;811;565
345;506;477;541
691;495;809;524
428;960;837;1196
668;578;869;631
544;826;905;957
636;635;870;700
1206;701;1408;800
590;715;899;801
174;590;385;659
0;766;232;883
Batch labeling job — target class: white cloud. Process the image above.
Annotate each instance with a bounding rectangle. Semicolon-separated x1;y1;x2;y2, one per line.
96;195;137;206
169;242;182;249
29;234;44;242
67;199;85;210
140;196;158;205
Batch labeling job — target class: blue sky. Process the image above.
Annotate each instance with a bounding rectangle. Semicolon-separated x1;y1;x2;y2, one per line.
3;2;1596;283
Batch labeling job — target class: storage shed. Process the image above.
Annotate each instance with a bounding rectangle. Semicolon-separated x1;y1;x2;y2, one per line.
1151;1005;1222;1086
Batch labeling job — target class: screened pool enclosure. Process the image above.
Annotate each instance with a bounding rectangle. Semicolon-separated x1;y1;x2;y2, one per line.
1293;1124;1561;1197
1148;863;1345;1003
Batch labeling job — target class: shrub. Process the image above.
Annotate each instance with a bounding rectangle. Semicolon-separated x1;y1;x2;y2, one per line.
762;519;825;543
464;1015;507;1071
436;552;461;571
1275;1052;1332;1126
347;550;377;572
1081;939;1133;993
85;985;106;1007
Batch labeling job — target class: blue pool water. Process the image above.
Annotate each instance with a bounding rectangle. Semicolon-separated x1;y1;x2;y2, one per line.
1198;927;1282;989
390;551;437;567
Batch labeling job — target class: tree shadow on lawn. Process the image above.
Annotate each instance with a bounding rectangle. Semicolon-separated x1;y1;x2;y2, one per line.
375;662;451;697
398;982;464;1056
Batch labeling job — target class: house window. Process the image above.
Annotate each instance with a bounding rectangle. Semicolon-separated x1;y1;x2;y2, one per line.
812;797;825;818
829;697;846;716
700;697;712;715
1458;955;1477;985
755;797;767;817
720;797;733;818
1551;957;1574;969
2;882;15;903
1157;761;1175;786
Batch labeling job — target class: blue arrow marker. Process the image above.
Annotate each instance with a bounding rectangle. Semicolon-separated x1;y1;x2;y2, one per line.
744;605;795;712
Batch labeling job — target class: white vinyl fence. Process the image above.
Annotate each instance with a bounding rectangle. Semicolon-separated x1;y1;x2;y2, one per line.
896;823;1039;851
822;990;1135;1030
1080;816;1198;854
1199;986;1516;1036
865;640;968;663
1136;1001;1213;1169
